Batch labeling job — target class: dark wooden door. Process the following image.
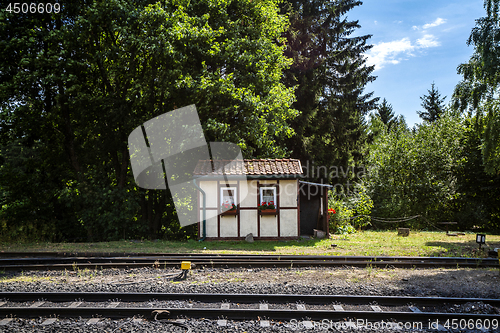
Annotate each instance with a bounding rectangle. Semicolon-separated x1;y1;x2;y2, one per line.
299;183;321;236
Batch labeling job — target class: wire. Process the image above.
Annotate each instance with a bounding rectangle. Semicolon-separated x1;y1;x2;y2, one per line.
333;214;450;232
334;214;421;223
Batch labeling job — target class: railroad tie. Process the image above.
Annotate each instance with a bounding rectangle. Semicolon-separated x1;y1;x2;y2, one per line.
301;321;314;329
107;302;120;308
0;318;13;326
30;301;44;308
41;318;57;326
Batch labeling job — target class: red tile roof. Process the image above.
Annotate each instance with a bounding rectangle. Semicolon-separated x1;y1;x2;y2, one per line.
193;159;303;176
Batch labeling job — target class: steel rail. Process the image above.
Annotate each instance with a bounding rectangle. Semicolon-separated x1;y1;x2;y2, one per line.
2;306;499;322
1;292;499;323
0;260;496;270
0;254;497;270
1;292;500;307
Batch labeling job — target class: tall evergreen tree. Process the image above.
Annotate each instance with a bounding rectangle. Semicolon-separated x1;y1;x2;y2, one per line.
417;82;446;122
376;98;396;131
453;0;500;175
280;0;377;182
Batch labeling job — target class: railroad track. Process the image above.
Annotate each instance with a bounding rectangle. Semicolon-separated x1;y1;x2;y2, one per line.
0;253;497;270
0;292;499;331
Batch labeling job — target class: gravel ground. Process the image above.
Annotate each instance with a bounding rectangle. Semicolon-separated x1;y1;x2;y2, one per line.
1;266;499;332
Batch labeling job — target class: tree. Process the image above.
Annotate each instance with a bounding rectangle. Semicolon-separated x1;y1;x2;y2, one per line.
417;82;446;122
280;0;377;183
0;0;296;241
376;98;396;131
453;0;500;175
452;116;500;231
366;112;463;226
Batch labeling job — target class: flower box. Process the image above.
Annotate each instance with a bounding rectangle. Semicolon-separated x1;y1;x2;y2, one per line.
220;209;238;216
259;209;277;215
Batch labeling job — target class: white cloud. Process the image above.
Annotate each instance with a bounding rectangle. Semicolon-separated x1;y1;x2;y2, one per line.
366;38;414;69
414;18;447;31
417;34;440;48
366;34;441;70
422;18;446;30
365;17;447;70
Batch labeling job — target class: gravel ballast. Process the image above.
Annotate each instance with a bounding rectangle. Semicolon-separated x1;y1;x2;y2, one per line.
1;266;499;332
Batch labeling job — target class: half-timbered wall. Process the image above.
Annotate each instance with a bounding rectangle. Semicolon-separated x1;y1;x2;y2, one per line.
197;179;299;240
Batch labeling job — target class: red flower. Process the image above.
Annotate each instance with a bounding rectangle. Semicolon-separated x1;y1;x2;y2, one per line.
328;208;336;214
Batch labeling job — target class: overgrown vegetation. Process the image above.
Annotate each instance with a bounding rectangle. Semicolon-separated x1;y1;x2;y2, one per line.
0;0;499;242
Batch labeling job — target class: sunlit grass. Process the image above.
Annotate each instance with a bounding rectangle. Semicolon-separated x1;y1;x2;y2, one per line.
1;231;499;258
1;274;52;283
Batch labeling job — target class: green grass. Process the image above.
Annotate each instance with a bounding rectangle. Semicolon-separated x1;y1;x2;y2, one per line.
1;231;499;258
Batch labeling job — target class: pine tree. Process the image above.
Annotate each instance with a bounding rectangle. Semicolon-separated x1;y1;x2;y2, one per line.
376;98;396;131
280;0;378;182
417;82;446;122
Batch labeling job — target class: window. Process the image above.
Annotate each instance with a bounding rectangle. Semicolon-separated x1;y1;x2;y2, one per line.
260;187;276;206
220;187;237;212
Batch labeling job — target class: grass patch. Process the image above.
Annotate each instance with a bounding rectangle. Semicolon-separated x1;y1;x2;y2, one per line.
0;231;499;258
1;274;52;283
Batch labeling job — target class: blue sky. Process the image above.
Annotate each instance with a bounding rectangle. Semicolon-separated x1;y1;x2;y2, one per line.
349;0;486;127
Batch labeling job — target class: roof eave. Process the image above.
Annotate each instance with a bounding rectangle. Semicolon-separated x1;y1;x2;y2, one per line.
193;174;304;180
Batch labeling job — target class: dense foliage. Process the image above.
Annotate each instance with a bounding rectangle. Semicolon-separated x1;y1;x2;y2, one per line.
453;0;500;175
364;111;500;231
366;112;463;227
1;0;499;241
0;0;296;241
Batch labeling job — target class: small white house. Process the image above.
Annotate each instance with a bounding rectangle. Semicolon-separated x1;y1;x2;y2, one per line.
193;159;304;240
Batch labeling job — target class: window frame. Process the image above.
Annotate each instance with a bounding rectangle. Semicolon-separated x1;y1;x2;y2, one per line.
259;186;277;207
220;186;237;212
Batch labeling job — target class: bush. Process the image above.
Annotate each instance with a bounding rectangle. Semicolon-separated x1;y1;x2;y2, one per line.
328;183;373;234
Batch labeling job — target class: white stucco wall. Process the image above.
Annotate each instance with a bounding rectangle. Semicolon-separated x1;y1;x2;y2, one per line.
204;209;218;238
240;180;258;208
280;209;298;237
280;180;298;207
240;210;258;236
260;215;278;237
199;181;218;208
220;215;238;237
